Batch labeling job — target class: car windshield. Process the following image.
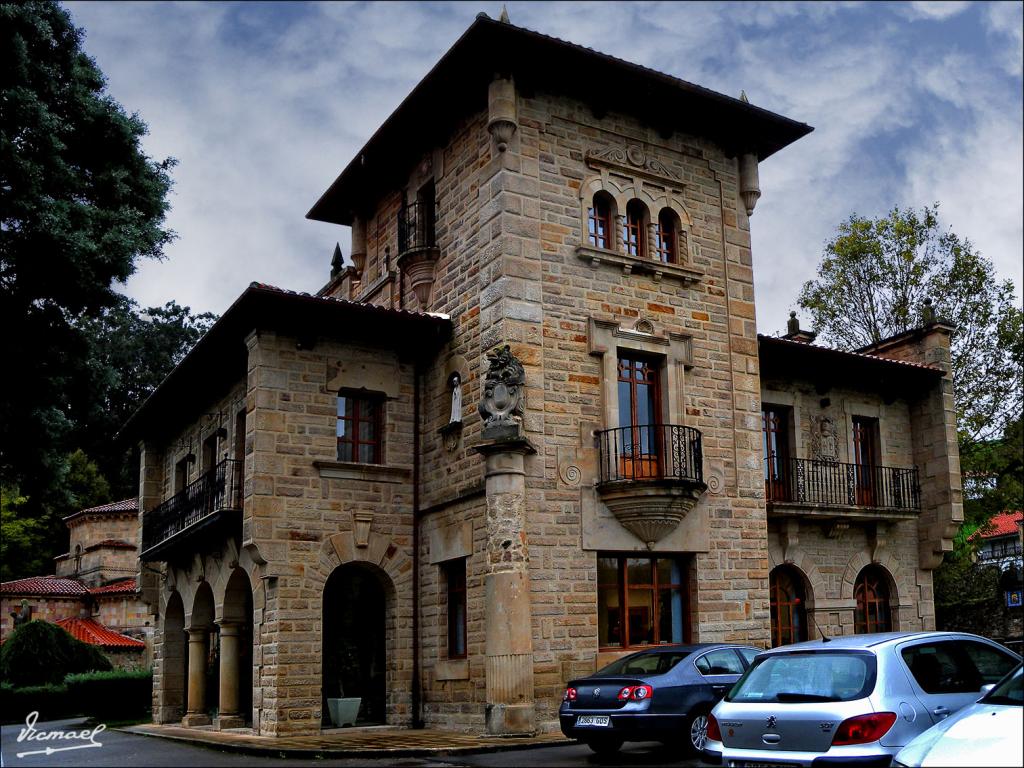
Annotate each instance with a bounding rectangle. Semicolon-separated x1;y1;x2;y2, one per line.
727;651;875;703
594;651;691;677
982;664;1023;706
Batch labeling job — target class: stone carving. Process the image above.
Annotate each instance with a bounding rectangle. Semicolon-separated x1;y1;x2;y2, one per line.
478;345;526;440
585;145;683;184
10;599;31;627
449;373;463;424
810;416;838;462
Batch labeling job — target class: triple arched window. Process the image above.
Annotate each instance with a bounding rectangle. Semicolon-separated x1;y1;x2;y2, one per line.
586;194;685;265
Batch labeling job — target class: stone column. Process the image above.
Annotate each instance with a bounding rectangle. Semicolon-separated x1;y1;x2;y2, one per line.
216;622;245;729
182;629;211;727
474;437;536;735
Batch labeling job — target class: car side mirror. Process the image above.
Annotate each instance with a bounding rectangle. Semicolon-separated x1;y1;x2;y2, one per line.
980;683;995;694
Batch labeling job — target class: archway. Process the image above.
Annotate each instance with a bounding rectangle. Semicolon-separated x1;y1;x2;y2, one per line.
183;580;217;725
161;591;187;722
221;567;254;726
322;563;387;726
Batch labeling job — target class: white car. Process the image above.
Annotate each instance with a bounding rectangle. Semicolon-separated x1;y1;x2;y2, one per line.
893;662;1022;767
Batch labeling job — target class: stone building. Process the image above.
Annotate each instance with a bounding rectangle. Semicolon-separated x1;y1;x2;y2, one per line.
1;498;151;666
123;15;962;736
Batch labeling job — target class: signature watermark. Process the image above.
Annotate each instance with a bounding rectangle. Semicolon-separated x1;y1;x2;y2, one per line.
14;712;105;758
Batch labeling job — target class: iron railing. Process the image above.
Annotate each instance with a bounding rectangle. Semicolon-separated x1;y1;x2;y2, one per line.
397;201;436;255
597;424;703;484
142;458;243;555
765;457;920;510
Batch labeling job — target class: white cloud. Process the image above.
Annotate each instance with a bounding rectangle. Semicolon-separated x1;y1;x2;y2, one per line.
899;1;972;21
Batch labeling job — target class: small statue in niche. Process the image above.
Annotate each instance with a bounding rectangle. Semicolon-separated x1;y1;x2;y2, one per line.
811;416;838;462
449;373;463;425
478;345;526;439
10;599;32;628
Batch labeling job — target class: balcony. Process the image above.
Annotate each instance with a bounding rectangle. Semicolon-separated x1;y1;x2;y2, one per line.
141;458;243;562
396;200;440;309
596;425;707;546
765;457;921;522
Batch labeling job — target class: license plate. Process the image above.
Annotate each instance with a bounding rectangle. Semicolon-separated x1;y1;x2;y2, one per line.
576;715;611;727
732;763;798;768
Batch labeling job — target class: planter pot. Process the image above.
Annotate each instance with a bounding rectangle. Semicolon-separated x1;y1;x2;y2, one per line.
327;697;361;727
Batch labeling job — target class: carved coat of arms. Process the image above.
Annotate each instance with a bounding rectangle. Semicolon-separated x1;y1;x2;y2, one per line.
478;345;526;436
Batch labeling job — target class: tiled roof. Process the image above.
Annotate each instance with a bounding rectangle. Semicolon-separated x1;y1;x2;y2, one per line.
88;579;138;596
80;498;137;515
250;282;451;321
55;617;145;649
0;576;88;597
973;510;1024;540
759;334;944;372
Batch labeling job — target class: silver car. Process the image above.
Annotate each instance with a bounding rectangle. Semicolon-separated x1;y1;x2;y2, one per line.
703;631;1020;768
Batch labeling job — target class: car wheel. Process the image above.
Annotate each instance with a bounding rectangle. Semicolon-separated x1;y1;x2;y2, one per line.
584;736;624;755
686;711;710;754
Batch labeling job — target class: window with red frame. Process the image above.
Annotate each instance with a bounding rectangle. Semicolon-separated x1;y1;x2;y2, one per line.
444;559;467;658
854;565;892;633
336;393;383;463
655;209;679;263
598;555;687;649
622;199;648;258
770;565;808;646
588;193;614;250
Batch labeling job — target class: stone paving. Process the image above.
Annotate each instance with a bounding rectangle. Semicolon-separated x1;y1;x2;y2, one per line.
123;723;572;758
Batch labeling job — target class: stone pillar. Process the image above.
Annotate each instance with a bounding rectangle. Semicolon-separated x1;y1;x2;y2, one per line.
474;438;536;735
216;622;245;729
183;629;211;727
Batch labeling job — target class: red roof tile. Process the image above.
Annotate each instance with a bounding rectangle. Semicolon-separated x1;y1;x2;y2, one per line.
0;576;88;597
973;510;1024;540
88;579;138;596
63;498;137;523
55;617;145;649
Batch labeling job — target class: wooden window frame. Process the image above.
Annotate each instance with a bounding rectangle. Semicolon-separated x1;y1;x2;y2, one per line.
762;405;792;502
444;559;468;659
622;200;647;259
598;555;686;650
769;565;808;647
655;210;677;264
588;195;614;250
337;392;384;464
854;565;892;634
852;416;879;506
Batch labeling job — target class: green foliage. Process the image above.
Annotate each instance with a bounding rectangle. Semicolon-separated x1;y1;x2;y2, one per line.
0;485;47;580
0;620;111;687
0;682;76;724
65;669;152;721
798;204;1023;449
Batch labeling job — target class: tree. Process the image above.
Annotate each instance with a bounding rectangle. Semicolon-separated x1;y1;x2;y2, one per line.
798;204;1023;449
0;620;111;687
1;0;175;502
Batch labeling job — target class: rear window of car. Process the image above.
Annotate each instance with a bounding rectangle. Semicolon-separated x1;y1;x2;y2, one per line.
595;651;691;677
726;652;876;703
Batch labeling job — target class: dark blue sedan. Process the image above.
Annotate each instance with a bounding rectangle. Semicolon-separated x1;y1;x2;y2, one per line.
558;643;760;755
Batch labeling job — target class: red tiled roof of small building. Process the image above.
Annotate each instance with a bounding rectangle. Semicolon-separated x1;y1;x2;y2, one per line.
55;617;145;649
88;579;138;596
972;510;1024;540
0;576;89;597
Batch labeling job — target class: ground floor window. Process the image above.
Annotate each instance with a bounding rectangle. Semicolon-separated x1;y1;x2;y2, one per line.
770;564;808;646
443;559;467;659
854;564;892;634
598;554;687;649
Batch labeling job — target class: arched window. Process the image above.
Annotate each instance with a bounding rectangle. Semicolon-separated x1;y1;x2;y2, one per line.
587;192;615;250
622;199;648;258
655;209;680;264
769;565;807;646
854;565;892;633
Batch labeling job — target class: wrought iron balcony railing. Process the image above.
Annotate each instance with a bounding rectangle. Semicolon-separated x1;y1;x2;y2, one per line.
765;456;920;511
141;458;243;561
597;424;703;485
397;200;436;255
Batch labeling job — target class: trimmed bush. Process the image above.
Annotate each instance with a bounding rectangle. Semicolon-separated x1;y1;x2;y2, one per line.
65;669;152;721
0;682;77;724
0;620;111;687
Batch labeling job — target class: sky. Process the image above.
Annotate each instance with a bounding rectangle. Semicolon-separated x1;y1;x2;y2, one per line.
64;1;1023;335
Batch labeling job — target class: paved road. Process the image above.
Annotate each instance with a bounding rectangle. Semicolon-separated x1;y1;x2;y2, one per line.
0;719;702;768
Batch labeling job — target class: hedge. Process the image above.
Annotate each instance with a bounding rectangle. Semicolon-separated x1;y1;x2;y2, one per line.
2;670;152;725
0;620;111;687
65;669;152;721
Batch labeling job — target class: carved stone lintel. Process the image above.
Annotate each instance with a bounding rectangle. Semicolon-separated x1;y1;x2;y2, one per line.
585;145;684;187
780;519;799;562
477;345;526;440
354;513;373;549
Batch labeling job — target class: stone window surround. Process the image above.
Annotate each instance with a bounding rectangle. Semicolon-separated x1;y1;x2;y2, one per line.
588;317;693;431
577;171;701;285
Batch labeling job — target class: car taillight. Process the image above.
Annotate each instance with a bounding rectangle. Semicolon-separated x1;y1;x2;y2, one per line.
563;687;577;702
706;713;722;742
831;712;897;746
616;685;654;701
